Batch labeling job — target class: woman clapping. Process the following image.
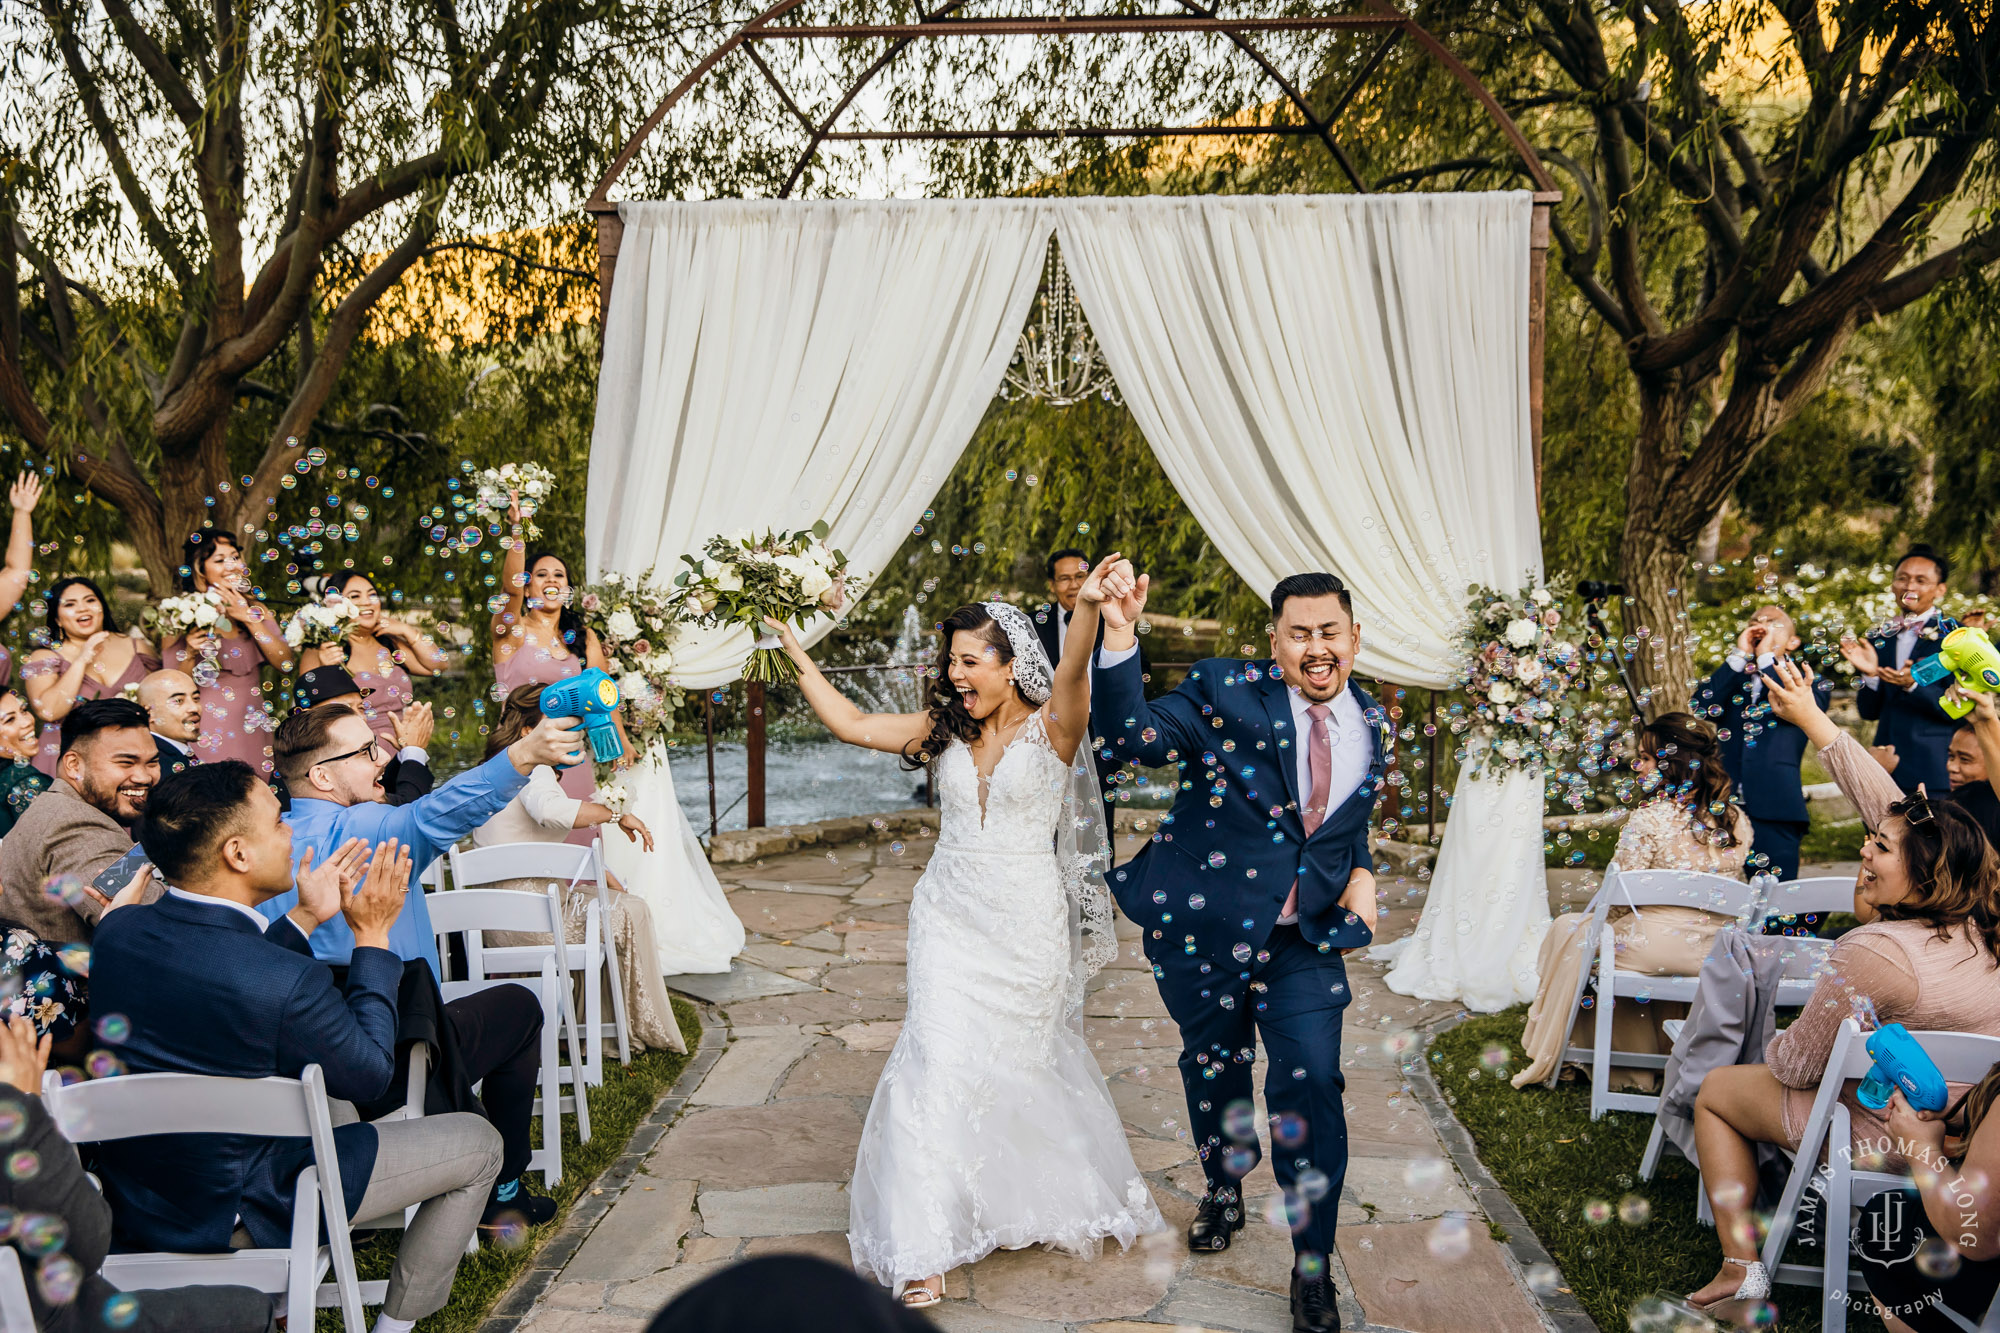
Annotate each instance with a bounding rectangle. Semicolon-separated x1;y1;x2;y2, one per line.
299;571;450;741
161;529;292;776
22;577;158;776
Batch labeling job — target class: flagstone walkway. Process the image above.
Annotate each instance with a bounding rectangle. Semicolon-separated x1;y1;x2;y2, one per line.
507;831;1570;1333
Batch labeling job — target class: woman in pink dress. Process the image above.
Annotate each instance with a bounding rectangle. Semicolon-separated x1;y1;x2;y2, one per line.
0;473;46;692
22;576;160;775
492;498;629;844
160;529;294;776
299;570;452;740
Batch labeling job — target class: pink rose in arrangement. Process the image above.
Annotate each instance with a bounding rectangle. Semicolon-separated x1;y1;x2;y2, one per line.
582;593;601;612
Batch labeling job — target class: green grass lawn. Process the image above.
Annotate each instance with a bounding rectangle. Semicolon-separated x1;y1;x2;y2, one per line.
1429;1012;1885;1333
326;996;702;1332
1800;818;1866;865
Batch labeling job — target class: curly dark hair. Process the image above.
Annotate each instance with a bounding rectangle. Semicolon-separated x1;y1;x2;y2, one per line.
903;604;1027;771
1637;711;1739;847
42;576;120;640
1874;793;2000;959
523;548;589;655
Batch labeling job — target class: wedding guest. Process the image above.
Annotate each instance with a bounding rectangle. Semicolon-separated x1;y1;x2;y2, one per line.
137;668;202;780
470;684;684;1055
646;1255;931;1333
298;571;450;741
1031;546;1143;855
159;529;292;777
89;768;505;1328
0;689;51;838
1947;692;2000;848
491;499;627;842
1695;605;1830;881
1843;545;1957;796
0;1012;277;1332
1513;713;1752;1090
1686;656;2000;1312
0;699;163;946
0;473;44;691
290;667;436;805
22;577;159;776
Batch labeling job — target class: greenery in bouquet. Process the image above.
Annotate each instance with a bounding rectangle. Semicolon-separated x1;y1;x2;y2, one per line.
283;595;363;650
580;569;684;752
474;463;557;541
671;523;858;686
144;589;226;641
1451;578;1591;779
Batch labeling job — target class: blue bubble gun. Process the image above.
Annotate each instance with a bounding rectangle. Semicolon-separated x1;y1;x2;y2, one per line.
1856;1023;1950;1113
539;669;624;766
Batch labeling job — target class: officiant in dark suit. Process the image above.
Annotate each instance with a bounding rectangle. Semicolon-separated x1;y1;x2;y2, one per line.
139;668;203;779
1842;545;1956;796
1033;547;1147;861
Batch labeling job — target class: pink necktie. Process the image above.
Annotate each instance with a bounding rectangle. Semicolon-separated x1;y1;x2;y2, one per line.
1280;703;1333;920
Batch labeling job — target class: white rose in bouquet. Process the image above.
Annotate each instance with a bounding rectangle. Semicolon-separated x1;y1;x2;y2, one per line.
1515;656;1543;683
606;609;641;641
797;565;834;600
713;563;743;592
1530;588;1552;607
1488;679;1517;705
193;604;220;628
1504;618;1538;649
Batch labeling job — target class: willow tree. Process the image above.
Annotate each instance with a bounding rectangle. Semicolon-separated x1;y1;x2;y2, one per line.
0;0;709;589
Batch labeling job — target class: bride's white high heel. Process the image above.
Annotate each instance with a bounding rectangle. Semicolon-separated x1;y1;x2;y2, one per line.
897;1276;945;1308
1691;1258;1770;1309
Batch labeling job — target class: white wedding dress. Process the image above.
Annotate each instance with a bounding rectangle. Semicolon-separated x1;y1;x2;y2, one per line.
847;711;1164;1287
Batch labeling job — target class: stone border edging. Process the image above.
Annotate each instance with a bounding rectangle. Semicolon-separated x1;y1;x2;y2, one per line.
476;1002;730;1332
1403;1009;1602;1333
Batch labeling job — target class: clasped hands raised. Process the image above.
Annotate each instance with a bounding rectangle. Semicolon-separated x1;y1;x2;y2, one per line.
1077;553;1147;630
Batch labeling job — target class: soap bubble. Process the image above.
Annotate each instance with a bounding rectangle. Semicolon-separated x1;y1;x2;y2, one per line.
1221;1100;1257;1142
102;1293;142;1327
35;1253;80;1305
1917;1236;1963;1279
1479;1043;1511;1071
1581;1198;1612;1226
7;1151;38;1181
94;1013;130;1045
85;1051;124;1080
1187;894;1206;910
0;1104;21;1144
1207;851;1227;869
1617;1194;1652;1226
39;875;88;910
1231;942;1252;963
1525;1263;1561;1296
1427;1215;1471;1260
1272;1111;1307;1148
17;1212;64;1255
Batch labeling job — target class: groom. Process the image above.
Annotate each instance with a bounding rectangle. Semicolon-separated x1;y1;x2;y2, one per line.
1089;565;1383;1332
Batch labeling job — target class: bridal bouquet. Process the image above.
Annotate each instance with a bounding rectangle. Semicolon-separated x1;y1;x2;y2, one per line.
145;589;226;642
473;462;557;542
282;594;361;650
580;569;684;750
671;523;857;685
1453;579;1587;777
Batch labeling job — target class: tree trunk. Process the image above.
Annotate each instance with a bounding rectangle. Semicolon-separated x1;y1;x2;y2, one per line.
1618;526;1695;717
147;414;236;594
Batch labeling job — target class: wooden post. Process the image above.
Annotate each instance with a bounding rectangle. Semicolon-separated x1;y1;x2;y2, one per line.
1529;194;1557;513
591;205;624;328
746;681;768;828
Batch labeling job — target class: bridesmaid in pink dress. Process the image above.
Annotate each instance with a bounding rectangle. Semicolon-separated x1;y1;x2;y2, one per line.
0;473;46;693
22;576;160;776
159;529;294;777
492;497;630;845
298;571;452;740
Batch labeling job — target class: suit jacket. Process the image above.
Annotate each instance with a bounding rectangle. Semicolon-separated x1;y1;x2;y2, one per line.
1856;626;1956;795
1696;661;1831;824
88;892;402;1252
153;733;197;780
1032;602;1151;697
263;750;530;974
1091;653;1386;958
0;780;159;943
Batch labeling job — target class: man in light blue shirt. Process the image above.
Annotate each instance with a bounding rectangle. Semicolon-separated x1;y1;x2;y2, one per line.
260;700;583;977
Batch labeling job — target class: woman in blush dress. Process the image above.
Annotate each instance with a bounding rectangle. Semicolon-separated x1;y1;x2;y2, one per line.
299;570;452;740
491;498;629;844
22;577;159;776
0;474;45;691
160;529;293;776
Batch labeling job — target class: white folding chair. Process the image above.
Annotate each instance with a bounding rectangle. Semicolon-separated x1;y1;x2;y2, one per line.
1759;1019;2000;1332
1550;864;1760;1118
42;1064;382;1333
448;839;632;1085
419;855;449;894
426;886;592;1187
0;1247;34;1333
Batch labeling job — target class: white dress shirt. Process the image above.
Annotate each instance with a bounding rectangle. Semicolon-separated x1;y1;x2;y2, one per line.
1724;651;1778;704
154;732;191;755
1861;610;1939;693
1048;604;1072;663
167;886;309;940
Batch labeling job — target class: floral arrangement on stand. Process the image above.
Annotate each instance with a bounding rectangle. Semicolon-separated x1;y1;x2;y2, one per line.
670;523;857;686
579;569;684;752
282;594;362;651
473;463;557;542
144;589;228;685
1452;579;1588;778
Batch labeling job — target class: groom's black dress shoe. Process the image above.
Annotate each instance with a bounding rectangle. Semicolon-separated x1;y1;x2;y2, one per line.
1187;1185;1245;1251
1292;1272;1341;1332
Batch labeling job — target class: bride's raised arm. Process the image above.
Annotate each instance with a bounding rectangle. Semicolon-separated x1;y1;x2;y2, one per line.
765;617;933;757
1042;554;1124;763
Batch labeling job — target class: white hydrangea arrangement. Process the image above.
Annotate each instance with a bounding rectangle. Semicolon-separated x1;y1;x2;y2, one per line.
474;462;557;541
671;523;856;685
282;594;362;649
1456;579;1587;776
580;568;683;750
146;589;226;639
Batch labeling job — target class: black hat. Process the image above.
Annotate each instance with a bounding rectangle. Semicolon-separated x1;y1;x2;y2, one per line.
293;666;371;711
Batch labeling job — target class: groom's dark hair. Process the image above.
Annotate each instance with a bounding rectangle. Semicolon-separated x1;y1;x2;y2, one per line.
1044;547;1090;580
1270;573;1352;620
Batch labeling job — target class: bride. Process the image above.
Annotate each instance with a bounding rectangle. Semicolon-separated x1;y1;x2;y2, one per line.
766;557;1164;1306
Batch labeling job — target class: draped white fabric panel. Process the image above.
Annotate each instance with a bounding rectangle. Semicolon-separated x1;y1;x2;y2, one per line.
1052;193;1540;687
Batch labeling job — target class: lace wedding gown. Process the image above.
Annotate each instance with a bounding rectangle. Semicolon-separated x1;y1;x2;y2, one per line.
847;712;1164;1288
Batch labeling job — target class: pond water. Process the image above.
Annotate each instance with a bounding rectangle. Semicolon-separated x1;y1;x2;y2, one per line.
667;738;931;833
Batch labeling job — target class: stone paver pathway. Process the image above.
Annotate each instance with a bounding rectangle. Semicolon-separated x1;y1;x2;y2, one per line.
513;831;1558;1333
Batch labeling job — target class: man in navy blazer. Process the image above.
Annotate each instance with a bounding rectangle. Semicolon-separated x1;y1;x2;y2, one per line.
1696;605;1831;881
1091;567;1381;1332
1844;545;1957;796
90;763;503;1333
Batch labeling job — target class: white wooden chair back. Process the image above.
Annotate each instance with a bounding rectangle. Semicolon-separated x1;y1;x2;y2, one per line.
0;1247;34;1333
1757;874;1855;921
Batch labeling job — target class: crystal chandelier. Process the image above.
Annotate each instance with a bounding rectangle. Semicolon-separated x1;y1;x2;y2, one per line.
1000;241;1121;408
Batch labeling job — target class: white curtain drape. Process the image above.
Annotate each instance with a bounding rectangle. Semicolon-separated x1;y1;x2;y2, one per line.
1052;193;1540;688
587;199;1054;972
587;194;1544;992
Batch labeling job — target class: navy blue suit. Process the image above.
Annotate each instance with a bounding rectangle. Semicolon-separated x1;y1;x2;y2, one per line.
1092;652;1385;1262
89;893;402;1252
1857;627;1956;797
1696;660;1832;880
